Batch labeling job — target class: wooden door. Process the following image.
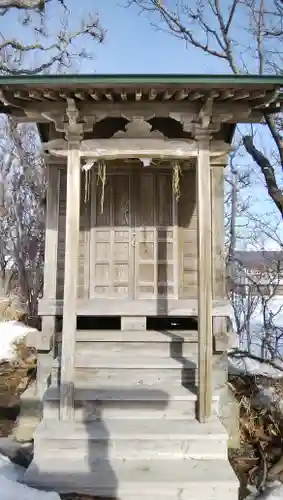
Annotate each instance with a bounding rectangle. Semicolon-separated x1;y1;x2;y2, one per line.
90;171;134;299
134;170;178;299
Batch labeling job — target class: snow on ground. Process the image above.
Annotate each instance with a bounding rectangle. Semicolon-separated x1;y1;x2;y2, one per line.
0;453;60;500
0;321;37;362
247;482;283;499
228;353;283;378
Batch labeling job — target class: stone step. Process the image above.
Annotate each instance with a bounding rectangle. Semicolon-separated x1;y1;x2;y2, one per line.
34;418;228;460
72;340;200;359
24;456;239;499
70;329;200;343
43;386;220;421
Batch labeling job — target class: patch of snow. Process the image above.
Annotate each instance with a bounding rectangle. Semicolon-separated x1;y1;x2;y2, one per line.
252;386;278;408
0;453;25;482
0;453;60;500
0;321;37;362
228;353;283;379
247;481;283;499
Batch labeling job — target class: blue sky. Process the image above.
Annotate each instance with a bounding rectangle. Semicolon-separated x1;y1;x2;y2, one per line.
85;1;228;74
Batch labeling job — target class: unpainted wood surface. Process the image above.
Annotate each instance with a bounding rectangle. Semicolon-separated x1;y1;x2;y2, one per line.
135;170;177;299
197;138;213;422
89;168;179;300
60;148;81;421
54;164;224;307
90;170;133;298
178;169;198;299
38;297;232;317
57;169;88;299
211;166;226;299
211;165;228;348
41;165;60;350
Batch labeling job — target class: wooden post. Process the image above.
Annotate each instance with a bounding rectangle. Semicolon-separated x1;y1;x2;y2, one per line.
196;134;213;422
60;101;82;420
37;164;60;398
60;147;81;420
211;166;225;299
41;165;60;351
211;164;227;349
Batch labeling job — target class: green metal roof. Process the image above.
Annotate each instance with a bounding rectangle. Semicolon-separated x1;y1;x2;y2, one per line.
0;73;282;87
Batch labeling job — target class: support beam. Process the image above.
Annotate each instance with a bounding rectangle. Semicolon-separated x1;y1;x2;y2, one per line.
60;100;83;420
196;134;213;422
40;165;60;351
211;165;226;299
211;165;228;350
59;147;81;421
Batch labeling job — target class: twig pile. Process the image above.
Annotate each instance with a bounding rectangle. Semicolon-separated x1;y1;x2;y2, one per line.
229;374;283;496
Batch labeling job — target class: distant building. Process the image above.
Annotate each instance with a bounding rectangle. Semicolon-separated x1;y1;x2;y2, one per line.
232;251;283;297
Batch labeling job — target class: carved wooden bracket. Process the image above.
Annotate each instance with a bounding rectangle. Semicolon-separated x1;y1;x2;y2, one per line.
41;99;96;137
113;117;164;139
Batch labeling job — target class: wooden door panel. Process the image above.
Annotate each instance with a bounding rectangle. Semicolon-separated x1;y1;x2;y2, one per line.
135;171;178;299
178;170;198;299
90;168;179;300
90;172;134;299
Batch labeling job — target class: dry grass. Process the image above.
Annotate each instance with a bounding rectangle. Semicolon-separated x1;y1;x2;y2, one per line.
0;298;26;323
229;374;283;495
0;305;36;438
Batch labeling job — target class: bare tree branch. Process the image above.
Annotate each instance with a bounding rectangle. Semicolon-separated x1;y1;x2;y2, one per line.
243;135;283;216
264;113;283;167
0;1;104;74
0;0;44;10
129;0;283;220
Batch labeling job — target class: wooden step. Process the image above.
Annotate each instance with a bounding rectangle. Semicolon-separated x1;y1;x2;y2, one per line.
53;366;197;388
51;356;227;390
34;418;228;460
57;329;199;343
43;386;220;421
72;340;200;359
75;354;199;369
55;328;229;352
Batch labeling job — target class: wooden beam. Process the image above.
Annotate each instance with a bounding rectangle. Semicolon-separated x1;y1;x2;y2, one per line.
163;90;173;100
40;165;60;351
104;92;113;101
43;138;232;161
135;89;142;101
38;297;233;317
2;90;269;124
60;103;82;420
174;89;188;100
89;91;99;101
211;164;228;351
196;133;213;423
148;88;157;100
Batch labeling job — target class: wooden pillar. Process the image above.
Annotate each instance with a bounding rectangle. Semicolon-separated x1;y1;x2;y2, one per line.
211;164;227;349
37;165;60;398
196;135;213;422
60;146;81;421
41;165;60;351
